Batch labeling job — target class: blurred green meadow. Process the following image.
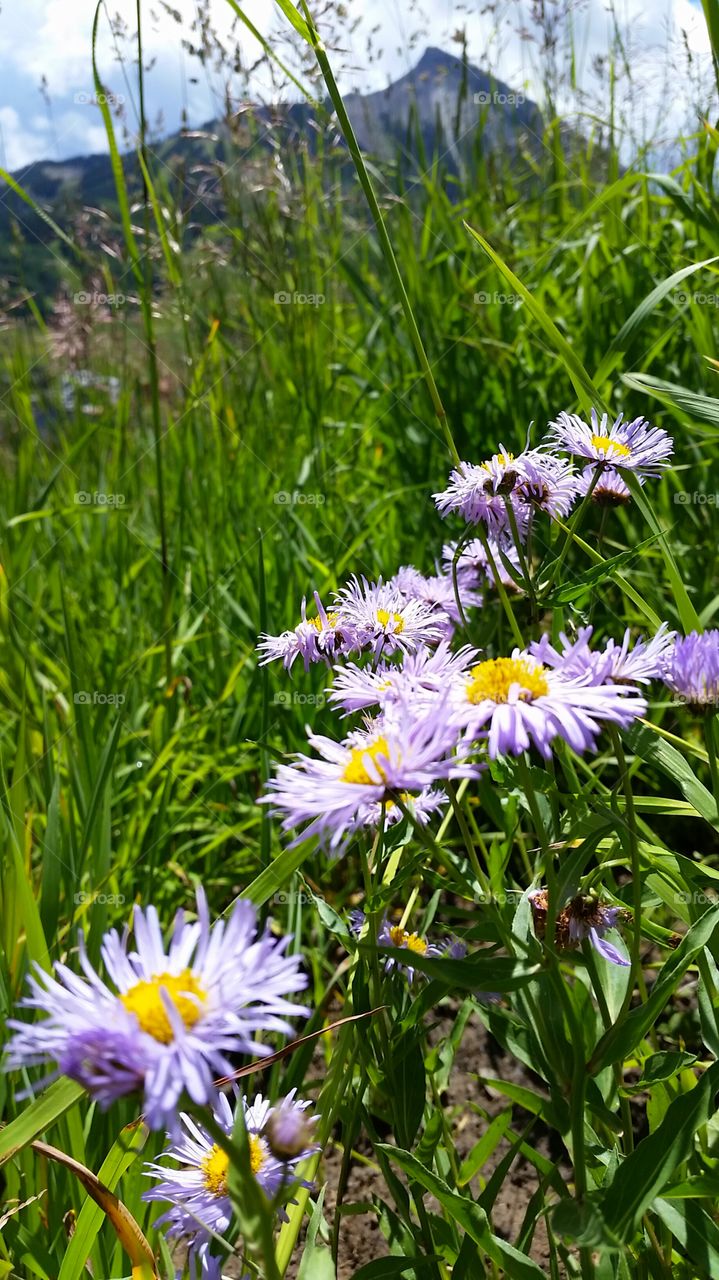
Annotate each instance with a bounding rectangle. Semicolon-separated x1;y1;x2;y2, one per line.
2;1;719;1275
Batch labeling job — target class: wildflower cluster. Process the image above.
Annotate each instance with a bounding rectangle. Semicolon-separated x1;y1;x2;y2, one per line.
144;1090;318;1278
433;409;672;538
4;891;314;1276
260;409;678;860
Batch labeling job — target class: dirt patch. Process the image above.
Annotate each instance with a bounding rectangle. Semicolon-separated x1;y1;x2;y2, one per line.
286;1004;569;1277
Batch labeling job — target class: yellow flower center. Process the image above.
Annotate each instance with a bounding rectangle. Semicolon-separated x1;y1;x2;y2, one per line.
481;452;514;470
309;611;339;630
341;737;390;785
388;925;428;954
376;609;404;634
466;657;549;705
249;1133;268;1175
120;970;206;1044
201;1135;266;1197
202;1144;229;1196
590;435;631;458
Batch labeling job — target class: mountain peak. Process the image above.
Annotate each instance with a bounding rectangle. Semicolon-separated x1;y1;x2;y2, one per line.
412;46;465;75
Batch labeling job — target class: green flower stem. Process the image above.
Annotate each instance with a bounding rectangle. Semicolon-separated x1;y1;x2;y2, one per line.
705;711;719;807
541;465;602;598
504;496;537;614
446;780;492;898
583;942;635;1155
359;821;390;1057
610;727;644;1019
135;0;173;687
475;524;524;648
450;523;476;639
517;747;595;1226
394;791;514;951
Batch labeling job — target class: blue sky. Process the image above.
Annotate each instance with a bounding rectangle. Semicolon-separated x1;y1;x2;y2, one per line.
0;0;712;170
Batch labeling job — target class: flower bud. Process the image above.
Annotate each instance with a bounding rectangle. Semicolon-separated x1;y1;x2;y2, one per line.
265;1105;315;1161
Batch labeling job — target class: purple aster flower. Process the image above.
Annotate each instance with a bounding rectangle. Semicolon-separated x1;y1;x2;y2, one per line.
529;889;630;966
350;910;442;984
576;463;636;506
261;701;474;855
56;1028;151;1109
513;451;579;519
449;650;646;759
389;565;483;637
332;576;444;660
547;408;673;477
327;641;478;716
664;630;719;708
257;592;354;672
144;1089;317;1270
531;623;675;685
362;785;448;831
5;890;308;1131
433;447;532;538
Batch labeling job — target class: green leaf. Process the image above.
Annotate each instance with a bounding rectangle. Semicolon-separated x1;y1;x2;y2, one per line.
374;948;540;992
589;907;719;1073
376;1145;545;1279
641;175;719;234
701;0;719;70
622;372;719;431
663;1174;719;1198
542;535;660;604
223;0;315;100
239;842;315;909
594;255;719;384
600;1061;719;1240
472;1078;555;1127
621;1051;698;1092
387;1032;426;1149
353;1263;435;1279
0;169;80;257
272;0;312;41
1;722;50;977
552;1199;607;1247
0;1079;85;1166
625;724;718;825
623;473;700;633
91;4;142;285
296;1188;335;1280
458;1109;512;1187
654;1197;719;1275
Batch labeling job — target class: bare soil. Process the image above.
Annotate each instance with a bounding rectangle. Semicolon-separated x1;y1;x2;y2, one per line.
285;1005;569;1277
